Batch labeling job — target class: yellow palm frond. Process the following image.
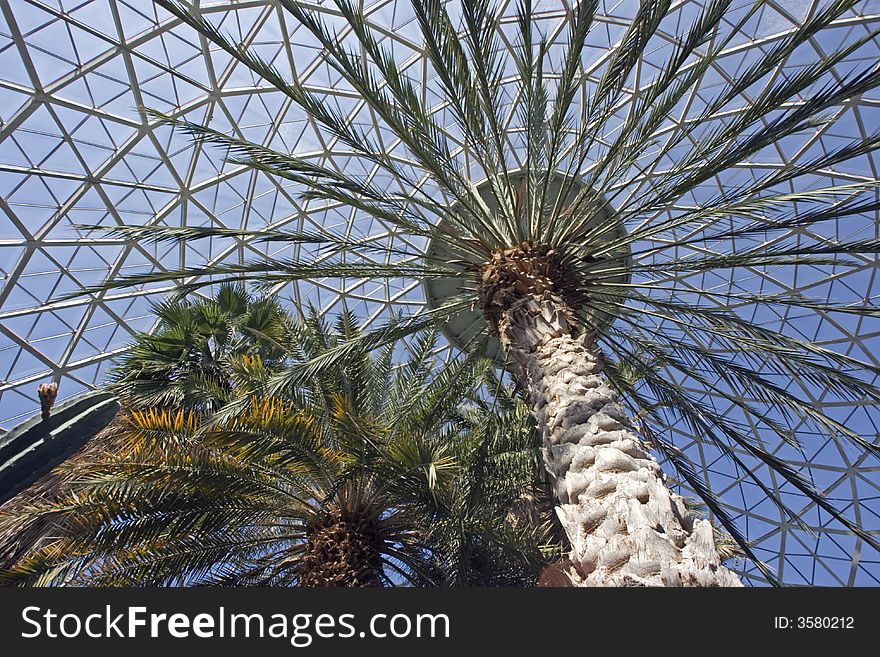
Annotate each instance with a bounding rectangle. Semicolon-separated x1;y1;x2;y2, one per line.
128;407;202;434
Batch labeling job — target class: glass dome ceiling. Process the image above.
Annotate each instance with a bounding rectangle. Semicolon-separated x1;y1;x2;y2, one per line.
0;0;878;586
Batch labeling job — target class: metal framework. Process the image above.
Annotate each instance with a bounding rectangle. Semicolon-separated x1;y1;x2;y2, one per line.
0;0;878;586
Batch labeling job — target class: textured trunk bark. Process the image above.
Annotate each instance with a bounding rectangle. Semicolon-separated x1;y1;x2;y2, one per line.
298;510;384;587
498;293;742;587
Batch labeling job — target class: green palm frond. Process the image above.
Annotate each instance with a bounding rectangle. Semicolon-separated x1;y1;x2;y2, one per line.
108;284;293;413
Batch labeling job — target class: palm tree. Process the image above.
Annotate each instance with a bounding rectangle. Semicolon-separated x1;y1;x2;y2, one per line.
110;283;292;414
0;313;552;586
78;0;880;586
0;283;290;568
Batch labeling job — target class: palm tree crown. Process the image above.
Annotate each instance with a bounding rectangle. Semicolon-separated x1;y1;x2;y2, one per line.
70;0;880;585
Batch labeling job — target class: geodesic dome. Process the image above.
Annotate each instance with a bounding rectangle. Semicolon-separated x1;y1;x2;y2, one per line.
0;0;878;586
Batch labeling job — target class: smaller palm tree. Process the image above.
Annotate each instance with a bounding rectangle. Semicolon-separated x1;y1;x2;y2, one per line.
0;313;552;586
111;283;291;414
0;284;291;568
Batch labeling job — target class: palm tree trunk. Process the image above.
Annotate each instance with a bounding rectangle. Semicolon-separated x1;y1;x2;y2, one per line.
298;510;384;587
498;293;742;587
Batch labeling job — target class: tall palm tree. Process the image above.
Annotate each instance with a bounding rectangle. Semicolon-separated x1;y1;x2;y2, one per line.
78;0;880;586
0;314;552;586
